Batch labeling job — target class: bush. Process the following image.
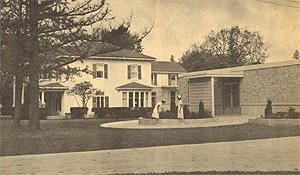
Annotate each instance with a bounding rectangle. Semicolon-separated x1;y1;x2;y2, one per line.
1;104;13;115
264;99;273;118
93;107;152;119
265;107;300;119
11;105;47;120
70;107;88;119
159;110;176;119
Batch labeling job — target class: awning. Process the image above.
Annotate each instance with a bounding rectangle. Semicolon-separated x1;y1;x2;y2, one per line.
116;82;153;91
40;83;68;91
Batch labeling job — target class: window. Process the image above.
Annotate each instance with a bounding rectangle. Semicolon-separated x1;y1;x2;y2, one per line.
122;92;127;107
151;73;157;85
140;92;144;107
128;65;141;79
105;96;109;108
151;92;156;107
129;92;134;107
145;92;149;107
93;64;108;79
168;74;177;86
122;91;149;108
93;96;109;108
135;92;139;107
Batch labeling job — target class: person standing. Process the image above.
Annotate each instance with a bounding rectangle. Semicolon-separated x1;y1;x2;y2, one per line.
177;95;184;121
151;100;166;119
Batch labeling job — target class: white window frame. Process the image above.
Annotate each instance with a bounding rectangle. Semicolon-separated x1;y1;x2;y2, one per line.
95;64;104;78
131;64;138;80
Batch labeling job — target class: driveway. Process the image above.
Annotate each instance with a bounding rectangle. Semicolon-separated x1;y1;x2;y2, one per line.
0;136;299;175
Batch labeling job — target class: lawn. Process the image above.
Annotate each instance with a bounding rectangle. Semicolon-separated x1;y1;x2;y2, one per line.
0;119;300;156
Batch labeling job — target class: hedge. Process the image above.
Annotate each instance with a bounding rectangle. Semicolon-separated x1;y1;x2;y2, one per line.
92;107;153;119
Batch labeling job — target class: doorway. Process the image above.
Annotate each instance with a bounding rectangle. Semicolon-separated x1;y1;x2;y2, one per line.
223;83;241;115
45;92;63;115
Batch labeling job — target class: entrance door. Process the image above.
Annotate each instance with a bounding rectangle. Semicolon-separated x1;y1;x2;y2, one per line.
45;92;62;115
170;91;176;112
224;83;240;115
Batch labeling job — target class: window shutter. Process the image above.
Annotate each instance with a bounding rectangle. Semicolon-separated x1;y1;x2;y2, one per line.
105;96;109;107
92;64;96;78
104;64;108;79
92;97;97;108
127;65;131;79
138;65;142;79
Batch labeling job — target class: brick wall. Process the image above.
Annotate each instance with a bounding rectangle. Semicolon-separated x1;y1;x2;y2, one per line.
178;77;189;104
240;64;300;117
189;78;212;113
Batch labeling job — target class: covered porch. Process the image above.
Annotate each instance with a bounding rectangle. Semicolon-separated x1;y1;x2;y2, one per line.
39;83;68;116
182;68;244;117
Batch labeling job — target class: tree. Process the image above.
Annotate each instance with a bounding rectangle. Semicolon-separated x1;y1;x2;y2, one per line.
170;55;175;62
1;0;153;129
100;19;153;53
1;0;112;130
67;81;98;108
180;26;269;72
293;50;299;59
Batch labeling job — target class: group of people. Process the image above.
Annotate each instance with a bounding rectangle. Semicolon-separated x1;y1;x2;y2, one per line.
151;95;184;120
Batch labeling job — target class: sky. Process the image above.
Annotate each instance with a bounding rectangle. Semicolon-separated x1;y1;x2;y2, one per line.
106;0;300;62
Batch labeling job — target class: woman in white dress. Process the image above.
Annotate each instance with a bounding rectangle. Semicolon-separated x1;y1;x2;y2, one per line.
177;95;184;120
151;100;166;119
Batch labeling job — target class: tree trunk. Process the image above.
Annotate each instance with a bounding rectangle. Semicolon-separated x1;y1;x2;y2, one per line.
13;71;23;127
28;0;40;130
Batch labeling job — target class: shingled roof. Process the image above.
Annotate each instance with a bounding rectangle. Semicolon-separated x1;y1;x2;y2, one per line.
151;61;187;73
93;49;156;60
58;42;156;61
116;82;153;90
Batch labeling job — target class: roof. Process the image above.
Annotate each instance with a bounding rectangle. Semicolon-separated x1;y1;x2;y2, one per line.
40;83;68;91
58;42;156;61
116;82;153;90
181;60;300;79
92;49;156;60
151;61;187;73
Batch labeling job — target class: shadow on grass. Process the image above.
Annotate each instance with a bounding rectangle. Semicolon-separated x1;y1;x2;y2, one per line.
1;119;299;156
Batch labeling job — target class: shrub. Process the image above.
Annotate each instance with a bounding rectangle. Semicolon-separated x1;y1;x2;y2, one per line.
70;107;88;119
264;99;273;118
198;100;205;116
287;107;300;119
159;110;176;119
93;107;152;119
11;105;47;120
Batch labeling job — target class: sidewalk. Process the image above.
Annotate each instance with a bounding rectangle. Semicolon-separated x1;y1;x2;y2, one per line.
0;136;299;175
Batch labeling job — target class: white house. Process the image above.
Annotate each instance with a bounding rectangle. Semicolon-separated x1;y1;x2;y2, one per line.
151;61;187;111
38;48;156;116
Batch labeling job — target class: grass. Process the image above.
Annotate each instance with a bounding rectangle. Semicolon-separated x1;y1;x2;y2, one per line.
0;119;300;156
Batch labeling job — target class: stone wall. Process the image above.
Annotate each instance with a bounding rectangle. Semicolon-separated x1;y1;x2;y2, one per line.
240;64;300;117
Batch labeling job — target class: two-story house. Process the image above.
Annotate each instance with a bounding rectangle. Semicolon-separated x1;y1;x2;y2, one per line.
151;61;187;111
38;47;156;116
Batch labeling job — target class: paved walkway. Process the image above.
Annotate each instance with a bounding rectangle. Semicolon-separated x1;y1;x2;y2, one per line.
0;136;299;175
101;115;256;129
